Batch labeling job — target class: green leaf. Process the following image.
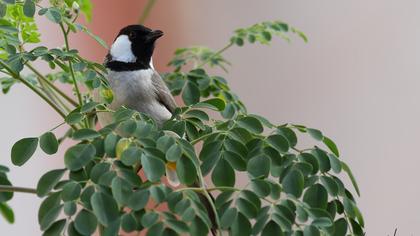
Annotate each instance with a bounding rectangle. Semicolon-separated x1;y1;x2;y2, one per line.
0;202;14;224
281;169;304;198
231;212;251;236
40;132;59;155
303;184;328;209
0;174;13;202
261;221;283;236
64;144;96;171
11;137;38;166
212;159;235;187
63;202;76;216
2;0;15;4
176;156;197;185
342;161;360;196
220;208;237;229
303;225;320;236
223;150;246;171
327;154;341;174
80;101;99;113
120;147;141;166
323;136;339;157
276;127;297;147
74;209;97;235
312;149;331;172
146;222;164;236
0;3;6;18
236;198;258;218
67;222;83;236
166;144;182;162
91;192;120;226
190;217;209;236
65;112;84;125
307;128;323;141
104;133;119;157
121;213;137;232
266;134;289;153
38;192;61;227
43;219;66;236
250;179;271;197
61;181;82;202
194;98;226;111
141;212;159;228
237;116;263;134
72;128;101;140
141;154;165;182
90;162;110;183
36;169;66;197
312;217;332;227
182;81;200;105
40;205;63;230
320;176;339;196
247;154;271;178
165;219;189;234
23;0;35;17
46;8;62;23
111;177;132;205
185;109;209;121
127;189;149;211
333;218;348;236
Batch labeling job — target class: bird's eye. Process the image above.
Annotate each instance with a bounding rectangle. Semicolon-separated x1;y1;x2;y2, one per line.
128;32;136;40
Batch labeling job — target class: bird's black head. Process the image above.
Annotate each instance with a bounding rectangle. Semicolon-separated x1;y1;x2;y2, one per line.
106;25;163;71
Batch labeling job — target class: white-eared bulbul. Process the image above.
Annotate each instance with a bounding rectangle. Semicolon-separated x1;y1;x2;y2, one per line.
97;24;176;127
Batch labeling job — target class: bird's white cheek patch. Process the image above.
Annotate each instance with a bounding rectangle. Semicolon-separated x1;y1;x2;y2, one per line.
110;35;137;63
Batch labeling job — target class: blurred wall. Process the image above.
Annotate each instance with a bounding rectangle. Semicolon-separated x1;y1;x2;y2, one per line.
1;0;419;235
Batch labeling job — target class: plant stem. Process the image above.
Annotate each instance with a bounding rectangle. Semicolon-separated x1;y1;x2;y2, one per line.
139;0;157;24
26;63;78;107
0;59;67;120
59;23;83;107
197;42;234;68
0;185;37;195
195;168;222;236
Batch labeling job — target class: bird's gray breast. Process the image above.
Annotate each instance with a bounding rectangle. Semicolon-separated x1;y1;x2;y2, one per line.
95;69;172;126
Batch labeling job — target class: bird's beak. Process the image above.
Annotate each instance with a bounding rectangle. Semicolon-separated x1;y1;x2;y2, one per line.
146;30;164;42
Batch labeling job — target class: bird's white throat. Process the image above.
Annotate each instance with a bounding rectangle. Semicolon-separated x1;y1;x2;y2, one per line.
110;35;137;63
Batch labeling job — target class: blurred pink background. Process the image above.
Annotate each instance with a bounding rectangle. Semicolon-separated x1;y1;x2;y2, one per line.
1;0;420;235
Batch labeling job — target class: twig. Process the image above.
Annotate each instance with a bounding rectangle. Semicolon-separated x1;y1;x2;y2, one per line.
0;59;67;120
197;42;234;68
26;63;78;107
0;185;37;195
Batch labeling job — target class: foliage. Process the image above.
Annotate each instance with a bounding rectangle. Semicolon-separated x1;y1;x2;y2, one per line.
0;1;364;236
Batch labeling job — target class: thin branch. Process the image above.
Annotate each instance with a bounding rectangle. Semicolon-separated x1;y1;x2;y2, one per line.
197;42;234;68
59;23;83;108
0;59;67;119
26;63;78;107
139;0;157;24
0;185;37;195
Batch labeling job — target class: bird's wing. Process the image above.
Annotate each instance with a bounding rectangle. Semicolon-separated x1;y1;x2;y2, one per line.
152;71;177;113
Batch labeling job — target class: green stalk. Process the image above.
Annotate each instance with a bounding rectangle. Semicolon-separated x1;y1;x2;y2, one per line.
196;166;222;236
197;42;234;68
139;0;157;24
59;23;83;107
0;185;37;195
26;63;79;107
0;59;67;119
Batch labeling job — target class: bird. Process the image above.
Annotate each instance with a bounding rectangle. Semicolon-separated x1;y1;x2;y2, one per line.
96;25;217;235
96;24;176;128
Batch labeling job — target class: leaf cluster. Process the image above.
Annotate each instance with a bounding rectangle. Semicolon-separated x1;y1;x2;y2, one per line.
0;1;364;236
